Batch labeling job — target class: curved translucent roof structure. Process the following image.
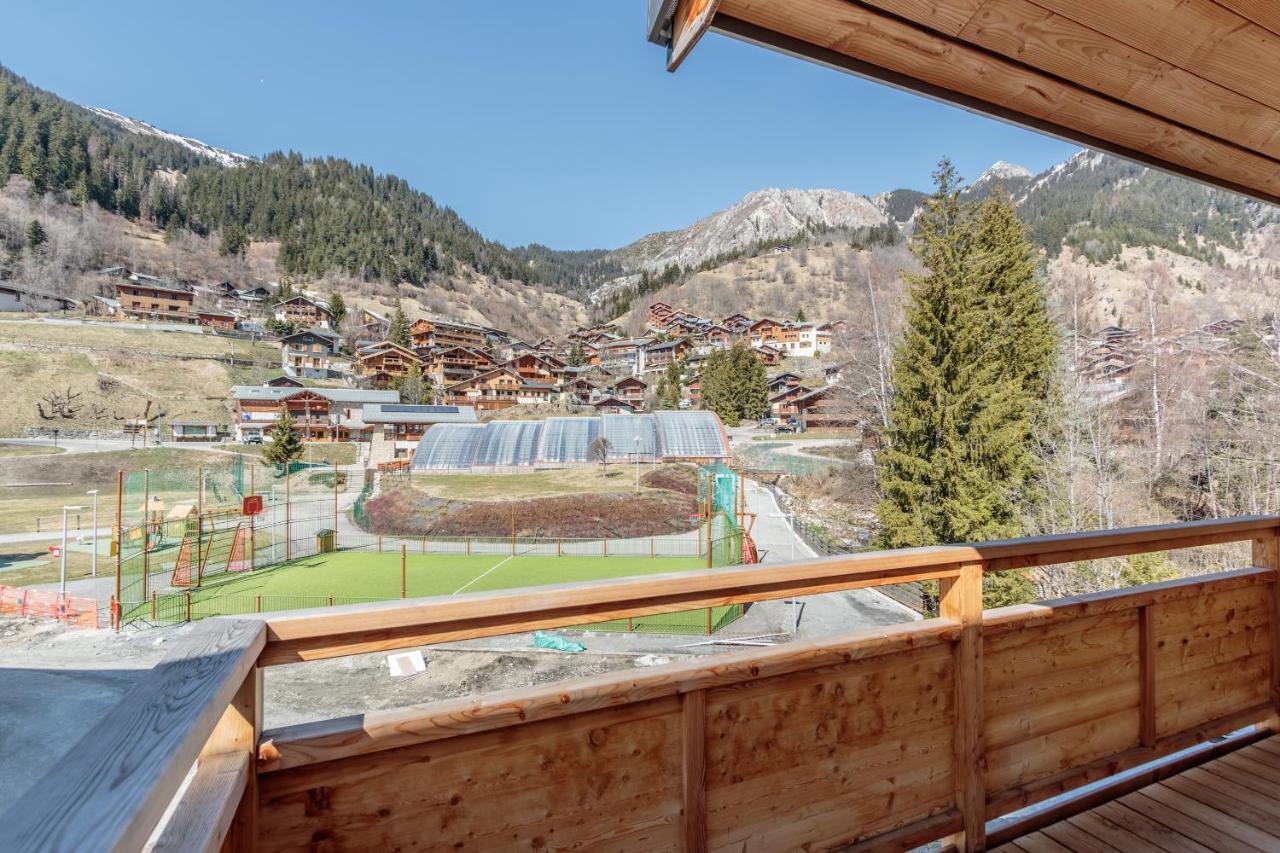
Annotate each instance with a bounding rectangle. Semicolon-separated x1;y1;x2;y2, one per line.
655;411;730;459
412;412;728;471
540;417;601;464
601;414;659;460
473;421;543;467
411;423;485;470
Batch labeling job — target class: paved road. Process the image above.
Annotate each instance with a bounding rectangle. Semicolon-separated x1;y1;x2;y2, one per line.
0;437;252;456
723;427;920;639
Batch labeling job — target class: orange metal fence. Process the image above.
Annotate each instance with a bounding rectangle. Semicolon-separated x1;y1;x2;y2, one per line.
0;585;99;629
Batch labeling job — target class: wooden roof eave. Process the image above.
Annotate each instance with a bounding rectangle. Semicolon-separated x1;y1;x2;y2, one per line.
650;0;1280;207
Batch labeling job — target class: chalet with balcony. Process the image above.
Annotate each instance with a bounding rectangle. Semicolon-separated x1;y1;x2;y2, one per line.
280;328;344;378
114;280;195;323
684;374;703;408
434;320;487;349
703;324;733;348
444;367;554;411
770;383;813;420
276;295;333;329
504;353;564;384
600;337;649;375
648;301;676;329
355;341;424;388
793;385;857;428
767;371;803;393
612;375;648;406
230;384;399;442
645;337;691;373
196;310;238;332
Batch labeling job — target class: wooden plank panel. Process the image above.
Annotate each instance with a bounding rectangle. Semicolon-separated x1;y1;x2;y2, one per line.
261;619;959;773
1039;819;1124;852
1116;790;1264;853
984;611;1139;791
1141;782;1280;849
1215;1;1280;38
681;691;707;853
0;617;265;853
1196;757;1280;800
864;0;1280;159
1162;770;1280;826
152;752;249;853
716;0;1280;205
1064;810;1167;853
1031;0;1280;114
1090;800;1214;853
1154;582;1273;736
1007;832;1073;853
704;643;954;850
258;697;684;853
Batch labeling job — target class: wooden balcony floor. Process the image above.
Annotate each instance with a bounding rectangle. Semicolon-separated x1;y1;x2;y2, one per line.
994;735;1280;853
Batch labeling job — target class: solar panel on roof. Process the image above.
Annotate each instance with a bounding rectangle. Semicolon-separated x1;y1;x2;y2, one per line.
383;404;460;414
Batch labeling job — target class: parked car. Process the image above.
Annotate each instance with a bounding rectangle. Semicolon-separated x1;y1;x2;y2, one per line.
244;435;263;445
774;422;796;434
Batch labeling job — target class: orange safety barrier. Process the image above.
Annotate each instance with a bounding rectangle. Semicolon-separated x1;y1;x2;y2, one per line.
226;523;248;573
742;534;759;564
170;537;195;587
0;585;99;630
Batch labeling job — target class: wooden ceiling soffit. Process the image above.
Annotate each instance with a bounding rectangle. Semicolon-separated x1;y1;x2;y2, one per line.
668;0;1280;205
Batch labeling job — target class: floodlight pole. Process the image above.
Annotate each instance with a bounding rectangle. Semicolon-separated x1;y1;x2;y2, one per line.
634;436;640;493
87;490;99;578
60;504;86;596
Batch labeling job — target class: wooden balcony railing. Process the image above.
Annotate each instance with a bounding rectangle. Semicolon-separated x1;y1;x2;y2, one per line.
4;516;1279;852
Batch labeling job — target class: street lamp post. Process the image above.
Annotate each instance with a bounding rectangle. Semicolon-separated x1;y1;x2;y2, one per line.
61;504;87;596
634;435;641;493
86;490;100;578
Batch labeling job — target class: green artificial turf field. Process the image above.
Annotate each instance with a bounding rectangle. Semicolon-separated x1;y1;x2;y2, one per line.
139;549;743;634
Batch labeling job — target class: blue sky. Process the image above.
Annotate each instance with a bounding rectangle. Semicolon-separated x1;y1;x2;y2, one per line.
1;2;1077;250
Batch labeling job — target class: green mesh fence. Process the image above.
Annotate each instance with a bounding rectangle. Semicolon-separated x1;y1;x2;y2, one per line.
117;459;749;635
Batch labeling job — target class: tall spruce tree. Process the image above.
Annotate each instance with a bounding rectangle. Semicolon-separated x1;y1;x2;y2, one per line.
875;161;1055;608
701;342;768;424
389;306;411;347
327;292;347;329
263;408;304;467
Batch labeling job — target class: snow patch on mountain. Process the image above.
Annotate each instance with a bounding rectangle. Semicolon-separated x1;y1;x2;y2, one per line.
85;107;252;168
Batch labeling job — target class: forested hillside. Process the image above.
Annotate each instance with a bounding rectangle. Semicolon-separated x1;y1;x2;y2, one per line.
0;65;595;294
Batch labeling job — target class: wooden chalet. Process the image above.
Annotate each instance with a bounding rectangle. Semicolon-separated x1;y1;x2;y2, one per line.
279;329;342;378
770;383;812;419
114;280;195;323
434;320;487;349
645;337;691;371
792;384;856;428
504;352;563;384
685;373;702;407
703;324;733;347
18;6;1280;853
591;395;635;414
276;295;332;329
195;310;237;332
354;341;423;388
648;300;677;328
612;375;647;405
767;371;803;393
444;367;554;411
752;344;785;366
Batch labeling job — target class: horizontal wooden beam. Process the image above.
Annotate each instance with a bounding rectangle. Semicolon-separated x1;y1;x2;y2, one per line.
259;617;961;772
709;0;1280;206
0;618;265;853
151;751;250;853
980;567;1274;636
258;516;1279;664
985;724;1276;847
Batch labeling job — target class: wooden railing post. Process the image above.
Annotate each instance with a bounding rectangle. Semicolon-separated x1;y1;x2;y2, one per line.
1253;526;1280;717
681;690;707;853
1138;605;1157;747
940;561;985;852
199;666;262;852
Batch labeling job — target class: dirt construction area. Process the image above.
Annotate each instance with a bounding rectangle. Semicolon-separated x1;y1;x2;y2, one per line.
0;616;706;810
